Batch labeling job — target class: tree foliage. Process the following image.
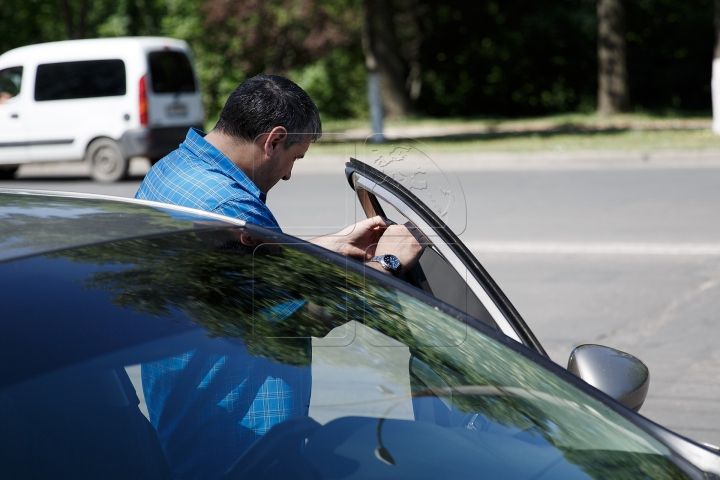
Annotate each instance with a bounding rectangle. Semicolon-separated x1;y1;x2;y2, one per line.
413;0;598;116
625;0;714;111
199;0;366;119
0;0;713;119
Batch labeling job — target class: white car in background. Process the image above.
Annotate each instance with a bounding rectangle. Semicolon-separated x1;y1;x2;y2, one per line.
0;37;204;182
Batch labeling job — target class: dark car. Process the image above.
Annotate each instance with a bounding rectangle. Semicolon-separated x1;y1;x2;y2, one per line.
1;160;719;479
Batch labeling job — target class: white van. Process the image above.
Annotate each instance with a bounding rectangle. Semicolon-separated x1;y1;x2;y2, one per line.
0;37;204;182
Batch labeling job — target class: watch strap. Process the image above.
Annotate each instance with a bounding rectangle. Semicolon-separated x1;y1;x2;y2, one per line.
368;254;403;276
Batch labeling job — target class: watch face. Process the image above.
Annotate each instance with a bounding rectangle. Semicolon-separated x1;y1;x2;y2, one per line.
381;254;401;272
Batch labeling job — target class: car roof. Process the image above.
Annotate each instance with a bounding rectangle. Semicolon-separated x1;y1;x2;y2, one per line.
0;189;244;263
0;37;189;66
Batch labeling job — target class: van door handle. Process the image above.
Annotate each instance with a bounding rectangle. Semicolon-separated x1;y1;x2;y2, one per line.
10;113;18;118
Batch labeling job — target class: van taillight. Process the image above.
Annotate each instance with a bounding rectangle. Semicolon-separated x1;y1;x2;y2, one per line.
139;75;148;126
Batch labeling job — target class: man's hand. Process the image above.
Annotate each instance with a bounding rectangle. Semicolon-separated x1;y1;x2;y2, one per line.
368;222;428;274
309;216;388;261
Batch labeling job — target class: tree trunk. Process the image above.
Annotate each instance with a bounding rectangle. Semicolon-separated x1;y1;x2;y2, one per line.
712;0;720;133
362;0;413;121
59;0;76;39
77;0;87;39
58;0;88;39
597;0;630;115
361;0;385;141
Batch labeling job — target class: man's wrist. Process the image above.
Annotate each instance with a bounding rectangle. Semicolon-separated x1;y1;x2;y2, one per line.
365;261;390;274
367;254;403;276
309;234;339;251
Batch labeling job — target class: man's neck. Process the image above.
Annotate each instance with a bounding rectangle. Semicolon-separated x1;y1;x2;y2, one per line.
204;130;261;183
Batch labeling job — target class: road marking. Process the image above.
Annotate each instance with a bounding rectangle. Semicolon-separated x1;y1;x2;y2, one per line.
464;241;720;256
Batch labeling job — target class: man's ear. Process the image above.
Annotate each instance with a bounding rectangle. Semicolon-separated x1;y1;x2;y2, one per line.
261;126;288;158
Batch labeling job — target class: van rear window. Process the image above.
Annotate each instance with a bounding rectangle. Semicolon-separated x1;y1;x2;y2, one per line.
148;51;196;94
35;60;126;101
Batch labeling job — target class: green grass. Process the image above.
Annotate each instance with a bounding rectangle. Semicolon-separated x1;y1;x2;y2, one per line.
212;112;713;135
413;129;720;153
209;112;720;154
321;111;712;131
307;130;720;155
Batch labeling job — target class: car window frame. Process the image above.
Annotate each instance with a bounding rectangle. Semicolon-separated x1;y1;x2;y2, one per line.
344;158;546;355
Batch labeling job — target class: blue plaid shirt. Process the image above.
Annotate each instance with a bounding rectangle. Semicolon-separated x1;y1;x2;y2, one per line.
136;129;309;480
136;127;281;229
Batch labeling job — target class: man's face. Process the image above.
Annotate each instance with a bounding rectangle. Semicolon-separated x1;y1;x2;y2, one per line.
259;138;311;192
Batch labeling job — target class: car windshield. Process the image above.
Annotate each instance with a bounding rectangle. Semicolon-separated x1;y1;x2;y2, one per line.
0;226;691;479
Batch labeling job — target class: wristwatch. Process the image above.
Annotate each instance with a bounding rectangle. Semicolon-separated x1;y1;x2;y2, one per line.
368;254;403;277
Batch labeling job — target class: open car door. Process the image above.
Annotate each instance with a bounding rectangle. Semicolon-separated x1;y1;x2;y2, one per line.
345;157;547;356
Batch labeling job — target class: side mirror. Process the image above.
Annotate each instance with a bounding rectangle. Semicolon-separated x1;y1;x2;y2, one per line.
568;344;649;412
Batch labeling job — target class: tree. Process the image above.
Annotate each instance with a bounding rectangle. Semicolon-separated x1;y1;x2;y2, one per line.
410;0;598;117
361;0;414;119
597;0;630;115
1;0;712;121
198;0;363;119
362;0;385;139
58;0;89;39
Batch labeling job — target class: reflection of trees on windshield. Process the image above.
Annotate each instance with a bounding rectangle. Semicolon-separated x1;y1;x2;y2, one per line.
53;229;414;367
562;449;687;479
0;195;203;256
53;228;688;479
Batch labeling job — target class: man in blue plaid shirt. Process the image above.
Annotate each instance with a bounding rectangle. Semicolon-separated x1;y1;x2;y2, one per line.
136;75;424;479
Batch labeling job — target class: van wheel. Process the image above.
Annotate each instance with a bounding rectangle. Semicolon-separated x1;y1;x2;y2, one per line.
87;138;129;183
0;166;19;180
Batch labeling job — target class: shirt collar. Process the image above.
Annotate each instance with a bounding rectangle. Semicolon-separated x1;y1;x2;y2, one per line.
183;127;268;203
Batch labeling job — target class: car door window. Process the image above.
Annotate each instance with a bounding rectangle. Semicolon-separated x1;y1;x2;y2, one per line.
34;60;126;101
347;158;545;354
0;66;27;162
0;66;22;102
371;193;500;331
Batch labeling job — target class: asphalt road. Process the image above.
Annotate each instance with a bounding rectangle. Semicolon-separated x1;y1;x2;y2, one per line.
4;152;720;447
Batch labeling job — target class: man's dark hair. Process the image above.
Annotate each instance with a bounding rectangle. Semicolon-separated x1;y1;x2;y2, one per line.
213;75;322;147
